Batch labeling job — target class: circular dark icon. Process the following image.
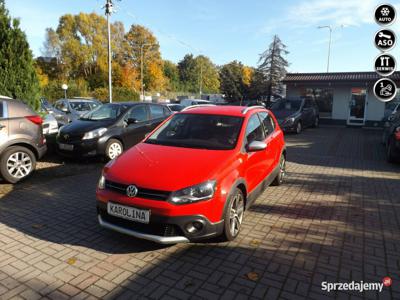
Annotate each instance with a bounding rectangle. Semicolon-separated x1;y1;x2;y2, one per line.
373;78;397;102
375;4;396;26
374;53;396;76
374;29;396;51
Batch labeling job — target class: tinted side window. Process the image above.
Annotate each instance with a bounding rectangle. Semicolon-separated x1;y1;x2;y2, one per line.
258;112;275;136
149;105;165;119
127;105;148;122
246;114;265;144
304;99;312;108
0;101;3;118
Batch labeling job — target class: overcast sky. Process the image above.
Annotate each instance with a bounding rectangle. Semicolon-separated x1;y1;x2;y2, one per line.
6;0;400;72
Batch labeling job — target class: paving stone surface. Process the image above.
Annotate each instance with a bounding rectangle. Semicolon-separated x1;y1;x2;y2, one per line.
0;127;399;299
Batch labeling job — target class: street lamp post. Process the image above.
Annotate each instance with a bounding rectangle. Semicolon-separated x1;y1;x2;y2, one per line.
318;25;332;73
61;84;68;99
139;43;155;100
104;0;114;103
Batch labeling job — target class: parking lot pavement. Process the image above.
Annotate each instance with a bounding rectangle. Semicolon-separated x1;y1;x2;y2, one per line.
0;126;399;300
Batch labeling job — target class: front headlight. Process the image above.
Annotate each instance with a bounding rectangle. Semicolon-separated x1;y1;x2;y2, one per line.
169;180;216;205
284;117;295;125
98;174;106;190
82;128;107;140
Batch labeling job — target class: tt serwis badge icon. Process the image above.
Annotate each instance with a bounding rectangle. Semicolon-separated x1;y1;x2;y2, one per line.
375;4;396;26
375;29;396;51
374;53;396;76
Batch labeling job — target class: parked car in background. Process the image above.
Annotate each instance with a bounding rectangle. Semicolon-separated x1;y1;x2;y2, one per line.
96;106;286;244
57;102;171;160
270;97;319;134
42;113;59;136
382;110;400;163
54;98;102;123
0;96;46;183
40;98;69;126
180;99;211;107
164;103;183;113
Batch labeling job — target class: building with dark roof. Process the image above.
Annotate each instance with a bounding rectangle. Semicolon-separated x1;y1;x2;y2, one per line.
283;72;400;126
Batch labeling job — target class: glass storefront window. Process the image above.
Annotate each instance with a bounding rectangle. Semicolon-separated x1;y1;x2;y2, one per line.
302;88;334;118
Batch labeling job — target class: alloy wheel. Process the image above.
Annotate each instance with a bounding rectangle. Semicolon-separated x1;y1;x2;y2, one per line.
315;117;319;127
229;192;244;237
279;156;286;183
296;122;302;134
108;143;122;159
6;152;32;179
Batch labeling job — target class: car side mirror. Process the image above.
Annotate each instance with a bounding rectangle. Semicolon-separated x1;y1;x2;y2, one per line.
61;107;69;113
247;141;267;152
126;118;138;125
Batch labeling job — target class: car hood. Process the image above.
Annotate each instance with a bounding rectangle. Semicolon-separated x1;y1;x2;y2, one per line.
271;110;299;122
105;143;238;191
60;119;114;135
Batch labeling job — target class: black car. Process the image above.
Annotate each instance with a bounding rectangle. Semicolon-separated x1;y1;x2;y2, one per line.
382;110;400;163
56;102;171;160
270;97;319;134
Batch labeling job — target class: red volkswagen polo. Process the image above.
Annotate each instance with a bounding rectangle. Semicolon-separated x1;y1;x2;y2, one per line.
96;105;286;244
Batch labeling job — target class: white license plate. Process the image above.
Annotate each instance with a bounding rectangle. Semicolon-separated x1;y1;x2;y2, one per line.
107;202;150;224
59;143;73;151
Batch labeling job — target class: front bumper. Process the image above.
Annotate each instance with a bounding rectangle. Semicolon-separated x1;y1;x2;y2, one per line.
97;201;224;244
278;122;296;132
56;138;103;158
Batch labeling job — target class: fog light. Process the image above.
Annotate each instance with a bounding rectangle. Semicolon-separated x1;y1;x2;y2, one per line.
193;221;203;230
185;221;204;234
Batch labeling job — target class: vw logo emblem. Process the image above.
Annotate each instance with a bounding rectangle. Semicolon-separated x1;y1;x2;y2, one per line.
64;134;69;140
126;185;138;198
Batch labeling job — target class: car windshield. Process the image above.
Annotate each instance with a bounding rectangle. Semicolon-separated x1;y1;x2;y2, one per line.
271;99;303;111
145;113;244;150
70;101;96;112
80;104;124;121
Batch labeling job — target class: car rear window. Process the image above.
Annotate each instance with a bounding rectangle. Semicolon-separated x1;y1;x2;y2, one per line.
146;114;244;150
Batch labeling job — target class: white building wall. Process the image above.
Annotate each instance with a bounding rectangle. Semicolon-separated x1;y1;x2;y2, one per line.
365;87;386;121
285;84;386;122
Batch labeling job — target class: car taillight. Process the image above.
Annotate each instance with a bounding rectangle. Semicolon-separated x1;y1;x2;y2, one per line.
395;127;400;140
25;115;43;125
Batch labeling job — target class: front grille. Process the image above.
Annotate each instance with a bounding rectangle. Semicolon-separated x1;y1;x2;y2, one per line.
105;180;171;201
58;133;84;143
100;212;183;237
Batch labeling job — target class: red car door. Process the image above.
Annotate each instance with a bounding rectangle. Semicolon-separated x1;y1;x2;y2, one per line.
243;113;273;193
258;112;279;173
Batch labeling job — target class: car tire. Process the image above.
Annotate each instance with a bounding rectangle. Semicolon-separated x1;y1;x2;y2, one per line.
0;146;36;183
295;121;302;134
312;116;319;128
222;188;245;241
387;138;397;163
105;139;123;160
272;154;286;186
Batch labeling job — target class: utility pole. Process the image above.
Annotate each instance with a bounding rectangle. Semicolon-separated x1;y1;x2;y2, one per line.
318;25;344;73
104;0;114;103
139;43;155;101
199;62;203;96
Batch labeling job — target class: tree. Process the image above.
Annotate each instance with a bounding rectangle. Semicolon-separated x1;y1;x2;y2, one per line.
0;0;40;109
124;25;165;92
219;61;249;102
257;35;289;106
163;60;181;92
177;54;219;94
42;13;126;89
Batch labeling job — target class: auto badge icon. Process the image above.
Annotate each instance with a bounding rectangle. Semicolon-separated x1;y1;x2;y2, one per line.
126;185;138;198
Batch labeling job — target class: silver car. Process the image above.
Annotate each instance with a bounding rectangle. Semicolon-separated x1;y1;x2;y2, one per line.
0;96;47;183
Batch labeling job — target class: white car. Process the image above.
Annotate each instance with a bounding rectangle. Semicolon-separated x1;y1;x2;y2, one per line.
42;113;59;136
180;99;212;107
